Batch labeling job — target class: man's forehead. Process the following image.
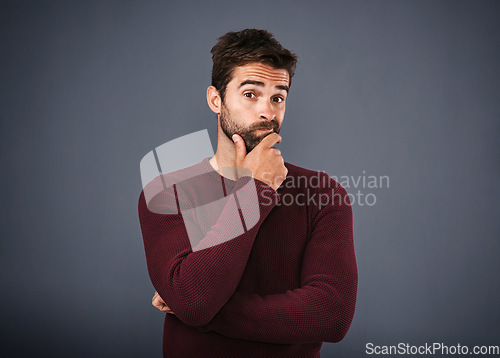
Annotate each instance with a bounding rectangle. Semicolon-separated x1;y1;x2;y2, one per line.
231;63;289;86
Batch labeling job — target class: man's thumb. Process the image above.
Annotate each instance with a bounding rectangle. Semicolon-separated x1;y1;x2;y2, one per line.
232;134;246;162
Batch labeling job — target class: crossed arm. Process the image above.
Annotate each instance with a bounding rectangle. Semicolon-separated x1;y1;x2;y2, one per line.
139;176;281;327
150;189;358;344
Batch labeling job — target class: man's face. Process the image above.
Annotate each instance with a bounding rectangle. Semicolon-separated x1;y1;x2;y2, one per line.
219;62;290;153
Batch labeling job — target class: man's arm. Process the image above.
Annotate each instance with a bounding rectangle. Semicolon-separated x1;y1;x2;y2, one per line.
139;176;280;327
194;183;358;344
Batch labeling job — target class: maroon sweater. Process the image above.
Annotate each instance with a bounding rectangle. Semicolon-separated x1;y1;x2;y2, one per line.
138;157;357;357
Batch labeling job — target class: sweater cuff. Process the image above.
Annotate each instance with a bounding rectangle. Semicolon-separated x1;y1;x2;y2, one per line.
254;177;281;206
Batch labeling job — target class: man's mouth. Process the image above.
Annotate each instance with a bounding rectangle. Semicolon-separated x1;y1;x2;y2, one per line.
254;127;275;133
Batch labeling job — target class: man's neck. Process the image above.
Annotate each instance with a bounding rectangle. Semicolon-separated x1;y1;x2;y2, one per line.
209;151;240;181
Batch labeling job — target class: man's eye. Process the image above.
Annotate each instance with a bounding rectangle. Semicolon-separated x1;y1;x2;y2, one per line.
244;92;255;98
273;96;284;103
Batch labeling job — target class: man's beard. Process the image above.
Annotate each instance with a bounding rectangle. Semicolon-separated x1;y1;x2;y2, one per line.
219;102;280;153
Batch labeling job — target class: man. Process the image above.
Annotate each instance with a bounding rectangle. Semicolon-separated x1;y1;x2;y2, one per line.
138;28;357;357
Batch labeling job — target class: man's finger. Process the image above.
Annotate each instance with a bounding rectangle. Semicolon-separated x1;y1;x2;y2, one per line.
151;292;175;314
152;296;163;309
257;132;281;149
153;298;170;313
152;291;165;303
232;134;247;163
152;292;165;308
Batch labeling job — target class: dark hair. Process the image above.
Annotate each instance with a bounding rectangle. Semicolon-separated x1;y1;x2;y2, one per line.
210;28;298;102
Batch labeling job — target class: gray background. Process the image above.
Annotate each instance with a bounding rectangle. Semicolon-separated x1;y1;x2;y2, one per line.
1;0;499;357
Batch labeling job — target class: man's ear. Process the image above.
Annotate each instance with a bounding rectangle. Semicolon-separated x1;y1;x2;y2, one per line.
207;86;221;114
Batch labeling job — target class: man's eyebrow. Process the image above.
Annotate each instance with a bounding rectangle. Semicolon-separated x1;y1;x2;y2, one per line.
239;80;289;93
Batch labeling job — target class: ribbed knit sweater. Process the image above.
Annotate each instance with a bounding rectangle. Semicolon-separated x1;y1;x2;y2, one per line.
138;156;358;358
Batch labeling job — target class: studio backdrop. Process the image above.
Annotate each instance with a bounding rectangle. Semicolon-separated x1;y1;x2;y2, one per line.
1;1;499;357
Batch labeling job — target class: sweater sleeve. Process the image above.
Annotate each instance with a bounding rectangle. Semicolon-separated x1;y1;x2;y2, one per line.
197;185;358;344
138;176;280;327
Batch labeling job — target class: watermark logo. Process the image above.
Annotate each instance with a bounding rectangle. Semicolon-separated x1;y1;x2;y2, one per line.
330;171;389;207
262;171;389;209
365;342;499;356
140;129;261;251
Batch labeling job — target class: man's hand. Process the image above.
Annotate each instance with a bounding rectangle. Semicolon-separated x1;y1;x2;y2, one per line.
233;132;287;191
152;291;174;314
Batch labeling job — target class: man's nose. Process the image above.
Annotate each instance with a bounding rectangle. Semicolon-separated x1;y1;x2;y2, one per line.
259;99;275;121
